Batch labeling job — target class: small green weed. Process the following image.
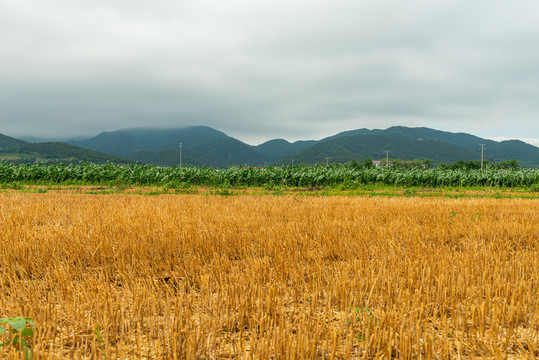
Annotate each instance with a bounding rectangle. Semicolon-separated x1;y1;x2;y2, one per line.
173;188;198;194
1;182;24;190
144;190;165;196
0;317;36;359
212;188;235;196
471;213;482;222
403;188;418;197
345;307;380;341
24;187;48;194
86;189;116;195
449;211;459;224
93;324;107;360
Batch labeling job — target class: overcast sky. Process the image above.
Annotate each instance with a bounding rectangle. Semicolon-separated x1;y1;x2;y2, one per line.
1;0;539;146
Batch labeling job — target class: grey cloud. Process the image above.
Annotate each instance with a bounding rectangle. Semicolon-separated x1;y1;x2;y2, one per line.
0;0;538;145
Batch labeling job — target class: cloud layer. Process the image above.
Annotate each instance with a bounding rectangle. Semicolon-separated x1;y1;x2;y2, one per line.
1;0;539;145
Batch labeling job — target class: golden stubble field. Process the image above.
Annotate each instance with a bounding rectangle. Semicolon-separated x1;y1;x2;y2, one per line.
0;192;538;359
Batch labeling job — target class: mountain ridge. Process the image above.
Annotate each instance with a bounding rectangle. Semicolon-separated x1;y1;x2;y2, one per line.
0;135;132;164
2;126;538;168
276;135;481;166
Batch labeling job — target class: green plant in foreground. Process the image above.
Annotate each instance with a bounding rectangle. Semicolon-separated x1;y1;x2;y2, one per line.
448;211;459;225
345;307;380;341
211;188;235;196
403;188;418;197
94;324;107;360
0;317;35;359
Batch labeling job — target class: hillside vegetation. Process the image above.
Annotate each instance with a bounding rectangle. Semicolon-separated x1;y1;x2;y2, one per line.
0;133;26;149
3;125;539;167
276;135;478;165
68;126;272;167
0;133;132;164
70;126;539;168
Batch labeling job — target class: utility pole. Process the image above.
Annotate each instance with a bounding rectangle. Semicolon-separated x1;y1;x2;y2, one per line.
385;150;390;167
325;157;331;165
291;159;295;167
480;144;486;172
179;142;182;168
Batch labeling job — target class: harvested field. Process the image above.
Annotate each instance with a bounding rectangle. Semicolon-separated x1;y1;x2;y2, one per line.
1;193;538;359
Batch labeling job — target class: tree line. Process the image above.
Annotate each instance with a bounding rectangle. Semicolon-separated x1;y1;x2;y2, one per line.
345;159;521;170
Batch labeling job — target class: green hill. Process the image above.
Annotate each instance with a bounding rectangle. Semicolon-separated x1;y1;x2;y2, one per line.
69;126;231;157
0;133;27;149
324;126;496;152
315;126;539;167
0;141;131;164
70;126;272;167
71;126;539;168
277;135;480;165
486;140;539;168
255;139;316;162
7;125;537;168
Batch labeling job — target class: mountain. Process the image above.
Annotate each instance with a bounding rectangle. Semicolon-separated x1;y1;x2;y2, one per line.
69;126;272;167
10;142;132;163
486;140;539;168
0;133;27;149
310;126;539;166
276;135;480;165
69;126;229;157
0;133;131;164
4;125;538;168
323;126;497;152
255;139;316;162
65;125;539;168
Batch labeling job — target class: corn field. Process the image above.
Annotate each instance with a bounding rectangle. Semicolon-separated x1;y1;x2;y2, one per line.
1;192;538;358
0;162;538;188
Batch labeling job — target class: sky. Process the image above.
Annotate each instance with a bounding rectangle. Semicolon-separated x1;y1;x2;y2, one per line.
1;0;539;147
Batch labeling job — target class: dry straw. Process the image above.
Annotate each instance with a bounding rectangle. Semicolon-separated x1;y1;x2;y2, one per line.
0;192;538;358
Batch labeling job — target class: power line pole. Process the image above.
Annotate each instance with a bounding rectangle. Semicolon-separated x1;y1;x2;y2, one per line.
179;142;182;168
480;144;486;172
325;157;331;165
385;150;390;167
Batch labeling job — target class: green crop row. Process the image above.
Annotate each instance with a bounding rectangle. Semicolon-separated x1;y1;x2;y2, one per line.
0;162;538;188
